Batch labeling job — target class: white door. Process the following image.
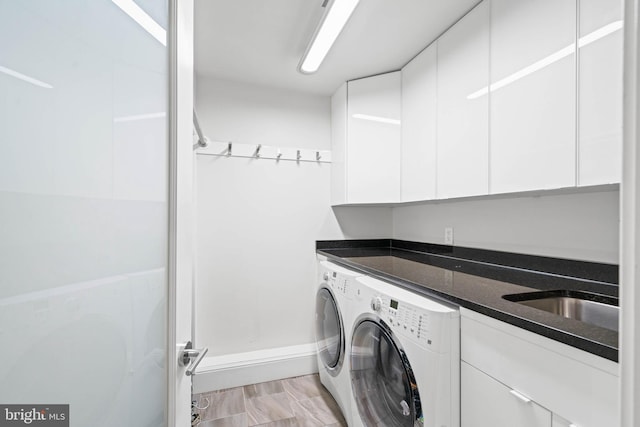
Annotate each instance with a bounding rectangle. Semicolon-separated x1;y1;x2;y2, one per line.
621;1;640;425
0;0;195;426
170;0;197;426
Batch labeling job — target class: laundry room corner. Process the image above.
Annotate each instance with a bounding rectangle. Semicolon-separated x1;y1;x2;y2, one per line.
192;76;392;391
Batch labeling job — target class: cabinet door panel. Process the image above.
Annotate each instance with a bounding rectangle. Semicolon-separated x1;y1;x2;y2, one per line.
578;0;623;185
462;362;551;427
490;0;577;194
461;310;619;427
347;72;401;203
331;83;347;205
402;42;437;202
552;414;575;427
436;2;489;199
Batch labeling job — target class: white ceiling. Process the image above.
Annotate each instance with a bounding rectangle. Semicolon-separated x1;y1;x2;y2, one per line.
194;0;481;96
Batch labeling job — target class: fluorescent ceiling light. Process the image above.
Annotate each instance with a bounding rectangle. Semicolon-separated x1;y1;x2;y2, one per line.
467;20;623;100
112;0;166;46
352;113;401;125
299;0;361;74
114;112;166;122
0;65;53;89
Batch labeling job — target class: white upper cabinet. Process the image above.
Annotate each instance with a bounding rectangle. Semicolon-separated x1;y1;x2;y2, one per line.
330;83;348;206
330;72;401;205
345;72;402;204
437;2;490;199
489;0;577;194
578;0;623;186
330;0;622;204
401;42;438;202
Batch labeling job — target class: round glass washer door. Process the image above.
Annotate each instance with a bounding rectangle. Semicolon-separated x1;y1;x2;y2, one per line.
351;319;422;427
315;288;344;373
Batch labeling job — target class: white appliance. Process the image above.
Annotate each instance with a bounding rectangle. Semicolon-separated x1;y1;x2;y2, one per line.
349;275;460;427
315;259;363;423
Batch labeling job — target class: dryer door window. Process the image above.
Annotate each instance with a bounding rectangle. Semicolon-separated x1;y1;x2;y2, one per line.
315;288;344;371
351;319;422;427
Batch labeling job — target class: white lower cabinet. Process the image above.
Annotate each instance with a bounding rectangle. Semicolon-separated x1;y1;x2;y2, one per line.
551;414;574;427
462;361;551;427
460;308;619;427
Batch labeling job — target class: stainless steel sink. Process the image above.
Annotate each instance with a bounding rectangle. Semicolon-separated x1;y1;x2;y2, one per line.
503;290;619;332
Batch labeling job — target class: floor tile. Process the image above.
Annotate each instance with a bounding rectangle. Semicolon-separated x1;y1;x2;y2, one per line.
246;392;294;425
290;400;325;427
199;387;246;421
244;379;285;398
253;417;298;427
282;375;325;401
195;374;348;427
292;395;346;425
197;413;247;427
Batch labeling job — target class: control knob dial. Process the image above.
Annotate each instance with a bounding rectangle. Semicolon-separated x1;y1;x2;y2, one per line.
371;296;383;312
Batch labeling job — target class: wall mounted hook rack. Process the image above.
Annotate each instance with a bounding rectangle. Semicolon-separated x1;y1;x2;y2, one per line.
196;140;332;164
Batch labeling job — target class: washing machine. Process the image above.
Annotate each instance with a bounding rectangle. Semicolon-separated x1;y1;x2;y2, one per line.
349;276;460;427
316;259;363;424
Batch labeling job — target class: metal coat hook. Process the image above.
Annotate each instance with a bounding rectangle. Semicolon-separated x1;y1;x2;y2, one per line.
195;140;331;163
193;110;209;149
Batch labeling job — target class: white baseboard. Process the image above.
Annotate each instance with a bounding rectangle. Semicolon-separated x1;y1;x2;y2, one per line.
192;343;318;394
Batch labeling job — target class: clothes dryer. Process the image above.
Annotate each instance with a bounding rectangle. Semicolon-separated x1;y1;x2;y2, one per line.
315;259;363;423
349;276;460;427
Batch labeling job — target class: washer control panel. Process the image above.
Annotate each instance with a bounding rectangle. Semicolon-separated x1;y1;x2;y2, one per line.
321;267;353;300
378;295;440;350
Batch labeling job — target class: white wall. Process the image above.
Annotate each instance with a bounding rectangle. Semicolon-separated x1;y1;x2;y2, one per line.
195;77;392;357
393;189;619;264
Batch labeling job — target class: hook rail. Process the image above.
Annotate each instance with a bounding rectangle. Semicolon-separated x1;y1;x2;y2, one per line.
196;140;332;163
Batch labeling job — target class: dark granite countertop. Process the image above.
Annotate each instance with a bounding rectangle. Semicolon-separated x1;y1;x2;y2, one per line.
317;240;619;362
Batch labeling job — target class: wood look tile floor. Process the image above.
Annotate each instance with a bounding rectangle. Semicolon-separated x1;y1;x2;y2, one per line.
193;374;348;427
